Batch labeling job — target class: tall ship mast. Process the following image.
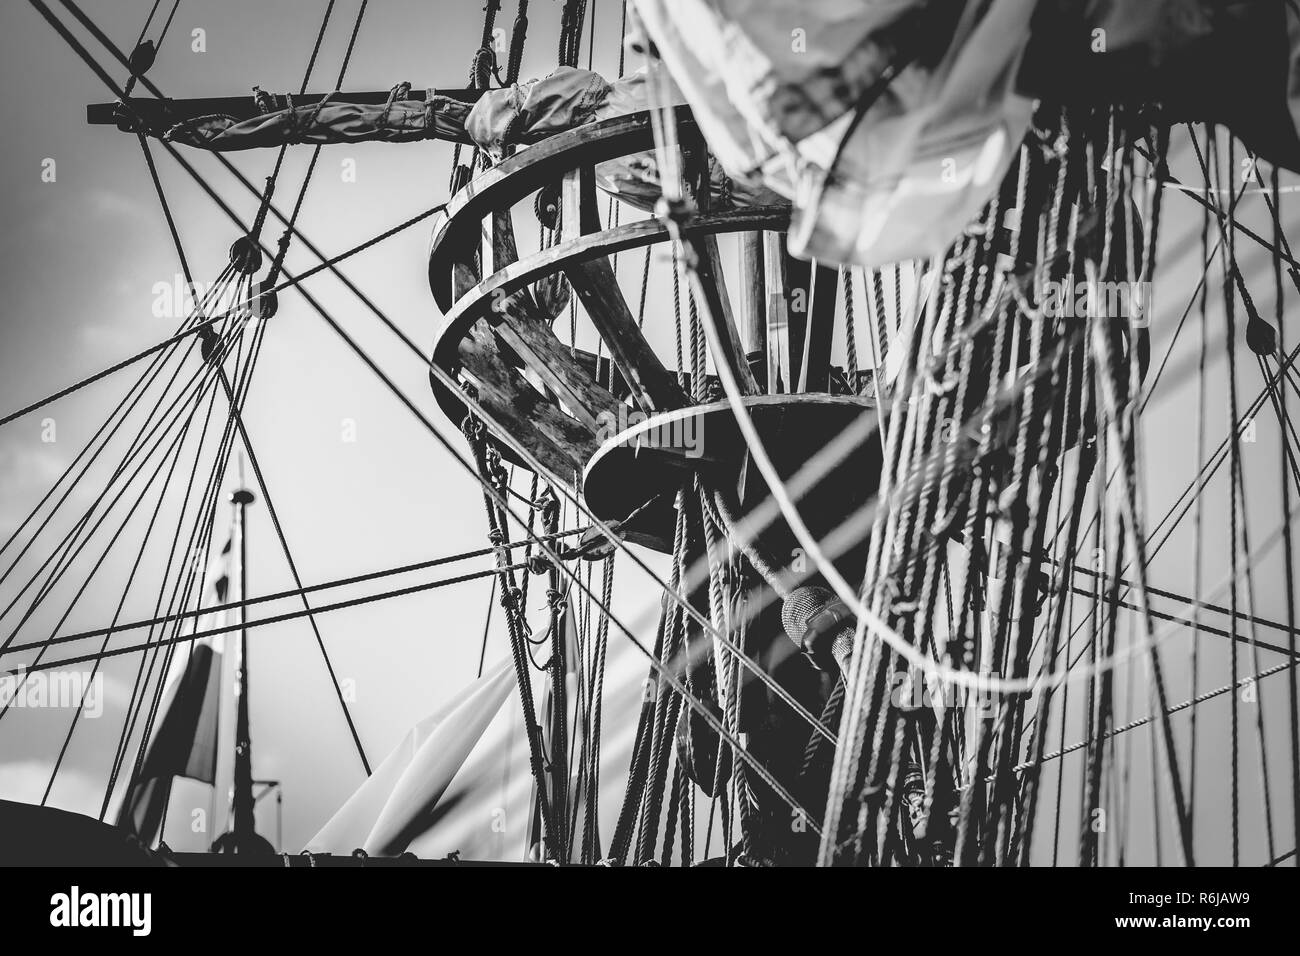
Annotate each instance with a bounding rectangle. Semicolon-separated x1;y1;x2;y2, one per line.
1;0;1300;874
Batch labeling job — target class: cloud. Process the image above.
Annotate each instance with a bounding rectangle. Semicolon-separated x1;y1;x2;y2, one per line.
0;438;64;487
85;188;150;224
0;439;66;533
0;758;102;815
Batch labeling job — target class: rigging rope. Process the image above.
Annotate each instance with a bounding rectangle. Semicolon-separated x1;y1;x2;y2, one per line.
37;15;837;763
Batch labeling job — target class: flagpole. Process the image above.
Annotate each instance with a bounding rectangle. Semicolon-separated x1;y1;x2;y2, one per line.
213;484;274;855
232;484;256;845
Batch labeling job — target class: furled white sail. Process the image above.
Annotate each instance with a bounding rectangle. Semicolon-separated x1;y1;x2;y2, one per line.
305;654;517;856
631;0;1036;267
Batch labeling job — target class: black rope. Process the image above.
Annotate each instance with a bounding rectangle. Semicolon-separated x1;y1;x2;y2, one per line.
0;310;230;429
1265;162;1300;865
7;529;583;658
0;269;225;567
101;341;230;818
110;316;269;818
131;76;835;751
0;317;237;636
40;378;204;802
134;104;375;776
0;193;440;431
505;0;528;85
0;341;239;725
36;0;831;825
27;562;529;674
266;0;367;283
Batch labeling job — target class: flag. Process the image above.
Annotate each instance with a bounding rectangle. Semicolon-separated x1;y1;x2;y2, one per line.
306;652;519;856
115;537;230;843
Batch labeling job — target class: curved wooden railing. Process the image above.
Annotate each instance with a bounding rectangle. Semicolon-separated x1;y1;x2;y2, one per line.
425;108;810;490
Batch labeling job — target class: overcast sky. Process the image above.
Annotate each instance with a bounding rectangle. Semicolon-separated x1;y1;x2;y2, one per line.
0;0;665;855
1;0;1298;864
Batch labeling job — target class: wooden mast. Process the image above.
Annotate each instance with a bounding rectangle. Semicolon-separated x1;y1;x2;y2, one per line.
212;485;274;856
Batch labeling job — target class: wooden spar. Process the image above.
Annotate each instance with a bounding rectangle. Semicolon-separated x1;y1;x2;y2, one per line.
781;250;809;392
690;231;760;396
229;487;257;843
559;163;686;414
738;232;766;360
797;262;840;393
87;87;488;131
762;232;787;395
210;487;274;856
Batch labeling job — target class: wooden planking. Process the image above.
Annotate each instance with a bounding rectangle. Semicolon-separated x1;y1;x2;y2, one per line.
738;232;766;353
433;207;789;369
438;203;614;462
429;108;699;311
559;164;603;241
458;320;600;485
487;294;620;432
483;207;517;281
478;204;617;431
559;161;685;414
738;231;767;388
451;258;480;302
566;257;687;413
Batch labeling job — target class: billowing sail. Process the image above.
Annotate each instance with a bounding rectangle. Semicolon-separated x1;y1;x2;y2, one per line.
305;654;517;856
631;0;1300;267
632;0;1036;267
401;610;651;863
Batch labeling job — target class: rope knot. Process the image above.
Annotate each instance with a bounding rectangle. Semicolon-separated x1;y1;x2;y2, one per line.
534;487;560;530
251;86;275;114
460;410;484;445
471;46;496;90
890;596;920;616
379;82;411;128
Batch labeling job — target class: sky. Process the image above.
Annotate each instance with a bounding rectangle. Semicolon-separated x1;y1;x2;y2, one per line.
0;0;1298;865
0;0;666;855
